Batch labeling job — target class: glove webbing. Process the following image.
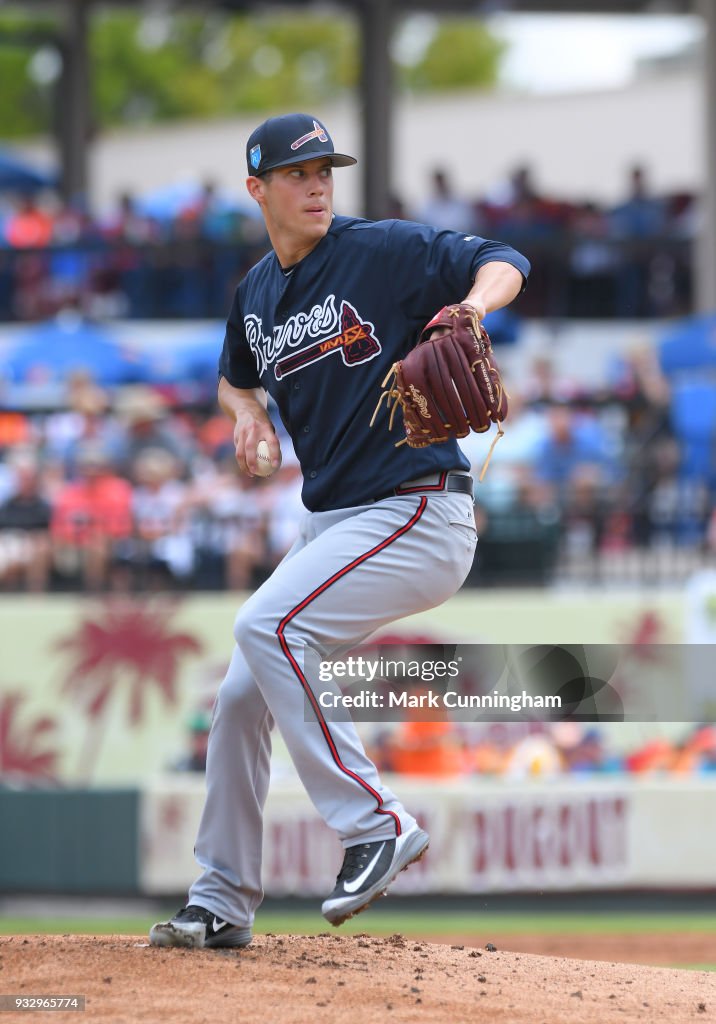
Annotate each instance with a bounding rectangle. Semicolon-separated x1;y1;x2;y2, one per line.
369;362;505;480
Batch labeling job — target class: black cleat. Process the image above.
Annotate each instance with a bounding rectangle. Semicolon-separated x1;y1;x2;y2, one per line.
149;905;252;949
321;824;429;926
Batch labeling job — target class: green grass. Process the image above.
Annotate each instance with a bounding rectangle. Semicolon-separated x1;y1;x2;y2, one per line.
1;911;715;938
2;914;713;972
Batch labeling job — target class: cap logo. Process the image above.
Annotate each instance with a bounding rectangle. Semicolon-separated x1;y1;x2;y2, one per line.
250;144;262;170
290;119;329;151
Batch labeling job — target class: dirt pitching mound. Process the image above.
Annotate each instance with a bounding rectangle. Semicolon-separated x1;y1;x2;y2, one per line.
421;931;716;968
2;933;713;1024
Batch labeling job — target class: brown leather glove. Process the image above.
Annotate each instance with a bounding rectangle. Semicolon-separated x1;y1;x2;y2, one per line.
371;304;508;473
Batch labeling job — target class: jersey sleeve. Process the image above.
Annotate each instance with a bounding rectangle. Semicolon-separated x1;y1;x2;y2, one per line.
217;288;262;390
383;220;530;322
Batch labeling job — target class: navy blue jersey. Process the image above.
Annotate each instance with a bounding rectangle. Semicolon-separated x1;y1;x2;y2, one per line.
219;215;530;511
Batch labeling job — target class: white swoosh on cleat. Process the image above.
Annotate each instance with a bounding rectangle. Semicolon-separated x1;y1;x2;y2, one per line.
212;919;230;932
343;843;387;894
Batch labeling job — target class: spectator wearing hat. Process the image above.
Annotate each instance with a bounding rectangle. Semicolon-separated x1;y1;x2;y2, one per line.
171;710;213;773
44;371;117;474
113;385;193;475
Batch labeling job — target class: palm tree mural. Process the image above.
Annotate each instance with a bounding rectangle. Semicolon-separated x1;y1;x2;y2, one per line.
54;598;203;781
0;691;60;784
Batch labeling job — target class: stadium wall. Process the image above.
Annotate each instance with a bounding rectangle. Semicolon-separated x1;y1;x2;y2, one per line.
0;589;685;786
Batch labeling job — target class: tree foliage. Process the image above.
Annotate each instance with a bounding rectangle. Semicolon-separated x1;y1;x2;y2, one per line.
402;21;504;92
0;11;503;139
0;15;55;138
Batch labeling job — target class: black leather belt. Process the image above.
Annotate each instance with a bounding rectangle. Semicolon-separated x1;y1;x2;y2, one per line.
369;471;474;504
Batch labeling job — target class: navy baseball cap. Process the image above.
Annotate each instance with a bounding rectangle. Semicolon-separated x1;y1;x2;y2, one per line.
246;113;357;176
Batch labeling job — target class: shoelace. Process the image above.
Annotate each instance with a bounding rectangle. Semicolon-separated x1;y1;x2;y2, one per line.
335;844;373;884
177;905;212;924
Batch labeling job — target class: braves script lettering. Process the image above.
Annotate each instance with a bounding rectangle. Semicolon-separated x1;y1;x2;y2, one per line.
245;295;381;381
245;295;340;376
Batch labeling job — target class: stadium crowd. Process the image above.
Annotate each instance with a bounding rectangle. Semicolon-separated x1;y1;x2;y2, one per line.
0;379;304;593
0;332;712;592
0;162;712;590
0;163;697;321
172;714;716;778
370;720;716;778
0;339;712;593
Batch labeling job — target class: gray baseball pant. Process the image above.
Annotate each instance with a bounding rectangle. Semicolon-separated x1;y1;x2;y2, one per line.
188;484;477;927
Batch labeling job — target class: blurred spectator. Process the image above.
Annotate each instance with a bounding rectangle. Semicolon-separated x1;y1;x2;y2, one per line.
5;196;53;248
550;722;619;773
102;191;158;246
176;180;229;241
645;438;710;546
97;191;160;318
561;466;609;566
113;385;194;473
0;448;52;591
170;710;212;772
680;725;716;774
382;683;468;778
665;190;699;241
625;737;676;773
534;406;616;498
568;202;617;317
122;447;193;589
47;201;94;313
50;442;133;590
417;168;476;233
195;410;234;460
521;356;579;407
0;410;33;450
609;164;667;317
44;371;116;472
12;252;51;320
610;164;665;241
613;344;674;545
387;719;468;777
188;454;266;590
502;732;563;778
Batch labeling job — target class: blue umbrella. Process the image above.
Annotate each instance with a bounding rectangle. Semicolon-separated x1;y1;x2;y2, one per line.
4;319;136;386
134;325;222;384
0;150;57;194
135;181;260;221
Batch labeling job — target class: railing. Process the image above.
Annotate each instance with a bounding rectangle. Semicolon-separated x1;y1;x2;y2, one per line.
0;234;696;322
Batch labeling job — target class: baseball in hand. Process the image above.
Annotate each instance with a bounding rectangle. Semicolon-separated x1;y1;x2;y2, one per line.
255;439;280;478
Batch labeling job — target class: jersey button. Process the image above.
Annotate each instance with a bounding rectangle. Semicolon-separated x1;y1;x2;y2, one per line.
309;470;317;479
303;425;310;434
293;382;300;391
